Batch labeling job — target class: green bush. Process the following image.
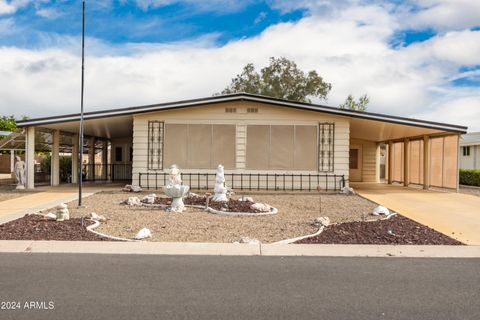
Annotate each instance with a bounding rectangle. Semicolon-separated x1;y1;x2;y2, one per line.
459;169;480;187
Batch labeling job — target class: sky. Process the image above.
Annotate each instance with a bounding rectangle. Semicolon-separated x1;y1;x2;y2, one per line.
0;0;479;131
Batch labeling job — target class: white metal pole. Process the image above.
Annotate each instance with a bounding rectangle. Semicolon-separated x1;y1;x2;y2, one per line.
78;0;85;207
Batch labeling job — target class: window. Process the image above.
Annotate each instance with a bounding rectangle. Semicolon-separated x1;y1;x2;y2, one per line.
349;149;358;169
164;124;236;169
463;146;471;156
318;123;335;172
147;121;164;170
115;147;123;162
246;125;317;170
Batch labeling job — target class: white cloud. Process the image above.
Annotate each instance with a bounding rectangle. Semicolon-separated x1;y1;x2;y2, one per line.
36;7;62;19
0;1;478;132
0;0;34;15
135;0;255;13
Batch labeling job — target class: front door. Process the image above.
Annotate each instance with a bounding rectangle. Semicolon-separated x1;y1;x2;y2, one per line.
349;144;363;182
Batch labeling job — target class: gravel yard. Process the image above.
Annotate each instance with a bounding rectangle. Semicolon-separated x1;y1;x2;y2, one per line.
0;185;39;202
65;191;380;243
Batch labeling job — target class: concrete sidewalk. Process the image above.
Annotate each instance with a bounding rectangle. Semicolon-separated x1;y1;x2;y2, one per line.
0;185;102;224
1;240;479;258
352;183;480;245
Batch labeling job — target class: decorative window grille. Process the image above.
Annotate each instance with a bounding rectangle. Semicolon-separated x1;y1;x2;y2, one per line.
318;123;335;172
147;121;164;170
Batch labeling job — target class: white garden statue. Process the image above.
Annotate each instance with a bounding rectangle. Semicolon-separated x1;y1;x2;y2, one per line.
14;156;26;190
163;164;189;212
212;164;229;202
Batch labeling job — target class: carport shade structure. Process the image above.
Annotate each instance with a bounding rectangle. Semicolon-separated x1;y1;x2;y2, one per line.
13;93;467;191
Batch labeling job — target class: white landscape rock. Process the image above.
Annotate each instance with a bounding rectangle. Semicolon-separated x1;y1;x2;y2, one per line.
44;212;57;220
340;186;356;195
239;196;254;202
125;196;142;206
314;216;330;227
134;228;152;240
236;236;260;244
251;202;271;212
123;184;143;193
89;212;106;222
372;205;390;216
142;194;157;204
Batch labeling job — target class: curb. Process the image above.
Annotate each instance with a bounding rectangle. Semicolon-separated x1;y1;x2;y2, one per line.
0;241;479;257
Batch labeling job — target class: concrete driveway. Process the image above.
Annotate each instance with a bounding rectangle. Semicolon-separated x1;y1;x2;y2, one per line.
352;183;480;245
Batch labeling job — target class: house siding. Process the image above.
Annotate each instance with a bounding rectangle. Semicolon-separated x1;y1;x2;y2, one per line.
132;101;350;187
350;138;378;183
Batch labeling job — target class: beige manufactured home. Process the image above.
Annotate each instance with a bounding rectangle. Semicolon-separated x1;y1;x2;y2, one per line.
12;93;467;191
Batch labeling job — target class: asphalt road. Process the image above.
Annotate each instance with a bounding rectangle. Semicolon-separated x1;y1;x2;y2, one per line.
0;254;479;320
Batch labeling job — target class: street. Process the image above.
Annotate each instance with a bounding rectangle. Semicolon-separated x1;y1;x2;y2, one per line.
0;254;479;320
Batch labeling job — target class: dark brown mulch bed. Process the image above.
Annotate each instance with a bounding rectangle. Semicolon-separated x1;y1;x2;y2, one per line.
295;215;463;245
0;215;109;241
150;196;207;206
209;199;262;213
151;196;262;213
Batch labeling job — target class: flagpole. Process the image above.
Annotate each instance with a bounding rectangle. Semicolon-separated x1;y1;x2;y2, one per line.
78;0;85;208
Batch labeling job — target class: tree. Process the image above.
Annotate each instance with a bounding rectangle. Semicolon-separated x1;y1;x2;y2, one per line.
219;57;332;103
0;116;17;132
339;94;369;112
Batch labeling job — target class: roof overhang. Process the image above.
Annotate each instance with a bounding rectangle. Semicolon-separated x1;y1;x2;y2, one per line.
16;93;468;134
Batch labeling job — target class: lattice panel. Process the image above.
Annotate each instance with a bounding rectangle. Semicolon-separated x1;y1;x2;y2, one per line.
318;123;335;172
147;121;164;170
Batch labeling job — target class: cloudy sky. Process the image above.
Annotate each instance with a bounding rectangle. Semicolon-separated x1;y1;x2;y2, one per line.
0;0;479;130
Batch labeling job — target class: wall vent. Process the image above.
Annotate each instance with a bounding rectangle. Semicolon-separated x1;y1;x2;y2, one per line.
225;107;237;113
247;107;258;113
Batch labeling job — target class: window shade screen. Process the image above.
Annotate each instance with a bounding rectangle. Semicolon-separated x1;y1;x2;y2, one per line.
246;125;317;170
147;121;164;170
164;124;236;169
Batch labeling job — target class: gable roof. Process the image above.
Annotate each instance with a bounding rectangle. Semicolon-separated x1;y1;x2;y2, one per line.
16;92;467;133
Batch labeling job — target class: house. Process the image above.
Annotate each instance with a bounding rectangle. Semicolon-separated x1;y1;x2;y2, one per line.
12;93;467;191
460;132;480;170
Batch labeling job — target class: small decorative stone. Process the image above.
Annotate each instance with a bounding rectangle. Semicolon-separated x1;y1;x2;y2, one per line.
134;228;152;240
123;184;143;193
125;197;142;206
89;212;106;222
44;212;57;220
314;216;330;227
142;194;157;204
250;203;271;212
236;236;260;244
341;186;356;195
372;205;390;216
239;196;254;202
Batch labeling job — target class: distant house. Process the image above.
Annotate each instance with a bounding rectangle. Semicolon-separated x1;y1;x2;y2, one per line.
12;93;467;190
460;132;480;170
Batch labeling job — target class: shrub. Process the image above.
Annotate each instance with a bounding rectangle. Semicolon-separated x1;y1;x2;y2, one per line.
459;169;480;187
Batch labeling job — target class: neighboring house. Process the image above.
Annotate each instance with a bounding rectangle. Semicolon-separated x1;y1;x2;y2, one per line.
460;132;480;170
13;93;467;191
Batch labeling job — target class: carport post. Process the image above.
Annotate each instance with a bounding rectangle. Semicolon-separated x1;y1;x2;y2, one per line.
456;134;460;193
387;141;393;184
403;138;410;187
72;133;79;184
25;126;35;189
423;136;430;190
51;129;60;186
